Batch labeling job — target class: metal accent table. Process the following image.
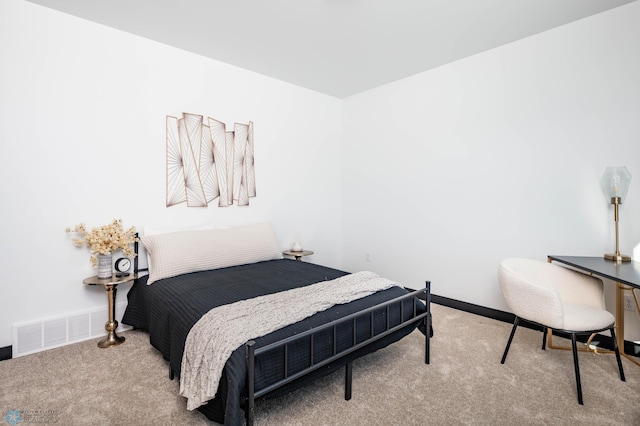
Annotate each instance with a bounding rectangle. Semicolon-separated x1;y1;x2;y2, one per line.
548;255;640;365
83;273;137;348
282;250;314;261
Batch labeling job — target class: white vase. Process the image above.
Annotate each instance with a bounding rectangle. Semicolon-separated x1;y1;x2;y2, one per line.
97;254;112;279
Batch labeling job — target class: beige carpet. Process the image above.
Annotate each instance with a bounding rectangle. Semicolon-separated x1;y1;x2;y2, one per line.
1;304;639;425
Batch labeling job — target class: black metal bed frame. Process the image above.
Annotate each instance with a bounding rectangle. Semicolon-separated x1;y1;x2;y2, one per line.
244;281;431;426
134;237;431;425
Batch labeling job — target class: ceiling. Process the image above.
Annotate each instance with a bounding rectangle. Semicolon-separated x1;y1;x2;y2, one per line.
26;0;636;98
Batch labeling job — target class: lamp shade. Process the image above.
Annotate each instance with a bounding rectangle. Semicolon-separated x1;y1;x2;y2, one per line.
601;166;632;203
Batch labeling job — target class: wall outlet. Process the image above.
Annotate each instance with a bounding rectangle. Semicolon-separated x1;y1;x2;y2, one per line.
624;294;635;311
365;252;371;262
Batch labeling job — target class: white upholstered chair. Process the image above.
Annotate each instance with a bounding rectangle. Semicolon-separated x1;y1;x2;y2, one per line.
498;258;625;404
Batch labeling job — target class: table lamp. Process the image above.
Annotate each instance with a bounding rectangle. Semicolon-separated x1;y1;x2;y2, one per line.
601;166;632;262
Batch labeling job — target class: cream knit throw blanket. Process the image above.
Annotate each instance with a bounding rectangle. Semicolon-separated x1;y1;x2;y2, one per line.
179;271;398;410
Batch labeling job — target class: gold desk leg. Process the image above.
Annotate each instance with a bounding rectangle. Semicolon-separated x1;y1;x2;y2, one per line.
546;330;613;354
616;283;640;366
545;257;639;363
546;285;632;360
97;284;125;348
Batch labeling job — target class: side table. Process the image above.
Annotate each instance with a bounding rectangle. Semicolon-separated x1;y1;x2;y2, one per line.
83;273;137;348
282;250;314;261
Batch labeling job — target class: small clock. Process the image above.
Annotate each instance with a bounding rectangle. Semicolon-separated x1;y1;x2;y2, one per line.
114;257;131;275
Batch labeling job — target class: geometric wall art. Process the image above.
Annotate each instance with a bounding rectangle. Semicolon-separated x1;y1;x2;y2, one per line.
166;113;255;207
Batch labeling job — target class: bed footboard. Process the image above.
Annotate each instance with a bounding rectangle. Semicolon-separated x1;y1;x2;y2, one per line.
245;281;431;426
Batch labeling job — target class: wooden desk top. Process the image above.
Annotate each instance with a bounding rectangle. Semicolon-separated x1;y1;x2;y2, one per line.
548;255;640;289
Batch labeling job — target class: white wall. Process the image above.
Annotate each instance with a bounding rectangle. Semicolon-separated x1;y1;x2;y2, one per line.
0;0;343;348
341;2;640;338
2;0;640;351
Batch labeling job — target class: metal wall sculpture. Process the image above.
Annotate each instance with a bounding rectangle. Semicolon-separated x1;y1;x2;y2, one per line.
166;113;255;207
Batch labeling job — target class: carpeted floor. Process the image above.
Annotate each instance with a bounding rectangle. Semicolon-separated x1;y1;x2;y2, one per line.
1;303;639;425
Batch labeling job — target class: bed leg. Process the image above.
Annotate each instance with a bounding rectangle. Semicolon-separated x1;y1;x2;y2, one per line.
345;361;352;401
169;365;174;381
425;280;431;365
246;341;256;426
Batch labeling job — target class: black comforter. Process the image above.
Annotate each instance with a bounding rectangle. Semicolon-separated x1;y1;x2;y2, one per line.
122;259;426;425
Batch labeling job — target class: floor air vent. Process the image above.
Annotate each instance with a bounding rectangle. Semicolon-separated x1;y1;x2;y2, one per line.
12;303;131;357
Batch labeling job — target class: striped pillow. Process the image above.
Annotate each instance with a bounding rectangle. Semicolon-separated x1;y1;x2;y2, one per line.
142;222;283;285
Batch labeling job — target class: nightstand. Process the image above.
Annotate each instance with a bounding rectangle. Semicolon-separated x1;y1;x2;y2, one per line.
83;273;137;348
282;250;314;261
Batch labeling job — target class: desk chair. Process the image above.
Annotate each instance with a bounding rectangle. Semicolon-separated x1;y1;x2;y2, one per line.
498;257;625;404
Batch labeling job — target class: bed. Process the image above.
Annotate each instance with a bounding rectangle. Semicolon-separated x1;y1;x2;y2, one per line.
121;222;431;425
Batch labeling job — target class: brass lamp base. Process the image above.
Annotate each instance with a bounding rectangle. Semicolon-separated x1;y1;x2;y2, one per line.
605;253;632;262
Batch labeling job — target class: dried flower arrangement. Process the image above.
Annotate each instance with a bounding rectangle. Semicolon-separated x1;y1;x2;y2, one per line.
66;219;137;267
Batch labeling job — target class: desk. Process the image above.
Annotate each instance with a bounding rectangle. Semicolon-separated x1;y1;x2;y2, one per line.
548;255;640;365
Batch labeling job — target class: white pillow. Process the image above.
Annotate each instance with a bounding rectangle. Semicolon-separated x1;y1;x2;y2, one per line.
141;222;283;285
142;223;218;271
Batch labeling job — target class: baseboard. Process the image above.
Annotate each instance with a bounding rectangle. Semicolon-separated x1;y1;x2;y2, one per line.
0;345;11;361
3;294;637;361
432;294;516;324
432;294;640;358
